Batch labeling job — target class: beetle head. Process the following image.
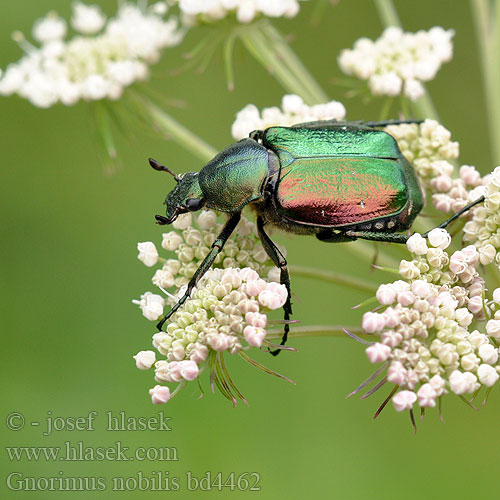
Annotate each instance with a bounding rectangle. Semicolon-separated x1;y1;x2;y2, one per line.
150;158;204;225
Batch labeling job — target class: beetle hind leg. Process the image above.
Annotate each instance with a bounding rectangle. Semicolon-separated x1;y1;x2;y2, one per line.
257;217;292;356
362;119;424;128
316;230;358;243
422;196;485;236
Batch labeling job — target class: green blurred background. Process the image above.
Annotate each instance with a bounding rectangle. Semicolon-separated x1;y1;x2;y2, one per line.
1;1;499;498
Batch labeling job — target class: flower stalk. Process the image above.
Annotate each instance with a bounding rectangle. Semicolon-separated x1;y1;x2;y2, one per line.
238;20;329;105
470;0;500;165
266;325;370;340
131;92;217;162
289;265;378;294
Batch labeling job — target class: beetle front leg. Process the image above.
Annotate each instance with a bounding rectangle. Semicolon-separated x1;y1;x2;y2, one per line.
256;217;292;356
156;212;242;331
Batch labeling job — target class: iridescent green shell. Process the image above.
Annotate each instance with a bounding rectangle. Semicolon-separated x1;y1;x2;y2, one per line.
262;124;423;229
199;139;269;212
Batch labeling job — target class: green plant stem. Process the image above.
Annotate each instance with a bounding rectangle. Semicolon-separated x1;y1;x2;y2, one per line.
266;325;372;340
373;0;401;26
137;95;217;163
260;21;330;103
471;0;500;165
374;0;440;121
289;264;377;294
238;20;329;105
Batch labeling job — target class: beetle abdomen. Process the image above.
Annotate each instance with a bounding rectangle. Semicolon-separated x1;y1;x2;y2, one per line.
275;157;408;227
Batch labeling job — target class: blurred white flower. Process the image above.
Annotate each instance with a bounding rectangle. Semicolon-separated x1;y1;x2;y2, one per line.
32;12;67;43
231;94;346;140
0;1;183;107
71;3;107;34
338;27;454;101
174;0;301;25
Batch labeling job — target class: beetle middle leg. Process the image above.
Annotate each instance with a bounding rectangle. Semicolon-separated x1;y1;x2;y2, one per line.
156;212;242;331
256;216;292;356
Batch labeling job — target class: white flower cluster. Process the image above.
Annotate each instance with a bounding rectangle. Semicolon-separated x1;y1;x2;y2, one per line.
0;2;183;107
173;0;301;25
135;268;287;404
385;120;485;215
338;27;454;101
360;228;500;413
136;210;280;306
463;166;500;265
134;210;290;404
231;94;346;140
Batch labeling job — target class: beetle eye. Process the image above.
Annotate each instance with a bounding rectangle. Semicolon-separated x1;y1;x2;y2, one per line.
185;198;204;211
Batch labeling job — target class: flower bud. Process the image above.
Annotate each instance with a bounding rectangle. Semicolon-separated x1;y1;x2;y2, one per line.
197;210;217;229
477;364;500;386
178;360;199;381
392;390;417;412
209;333;232;352
133;350;156;370
244;325;266;347
486;319;500;338
478;343;499;364
376;284;397;305
137;241;159;267
427;228;451;249
478;244;496;265
366;343;391;363
493;288;500;304
149;385;171;404
152;269;175;289
190;343;208;363
411;280;432;298
449;370;477;394
245;311;267;328
416;383;437;408
172;213;192;230
362;312;385;333
387;361;406;384
406;233;428;255
162;231;183;251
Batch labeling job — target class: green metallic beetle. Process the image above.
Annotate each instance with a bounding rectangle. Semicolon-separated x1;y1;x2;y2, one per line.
150;119;484;354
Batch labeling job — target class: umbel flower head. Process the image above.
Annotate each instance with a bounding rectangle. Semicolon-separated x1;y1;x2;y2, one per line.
338;26;454;101
231;94;346;140
172;0;302;25
356;228;500;419
0;1;183;107
463;166;500;266
133;210;292;405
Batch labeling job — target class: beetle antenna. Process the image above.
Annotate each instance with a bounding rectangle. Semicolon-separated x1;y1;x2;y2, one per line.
149;158;180;182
